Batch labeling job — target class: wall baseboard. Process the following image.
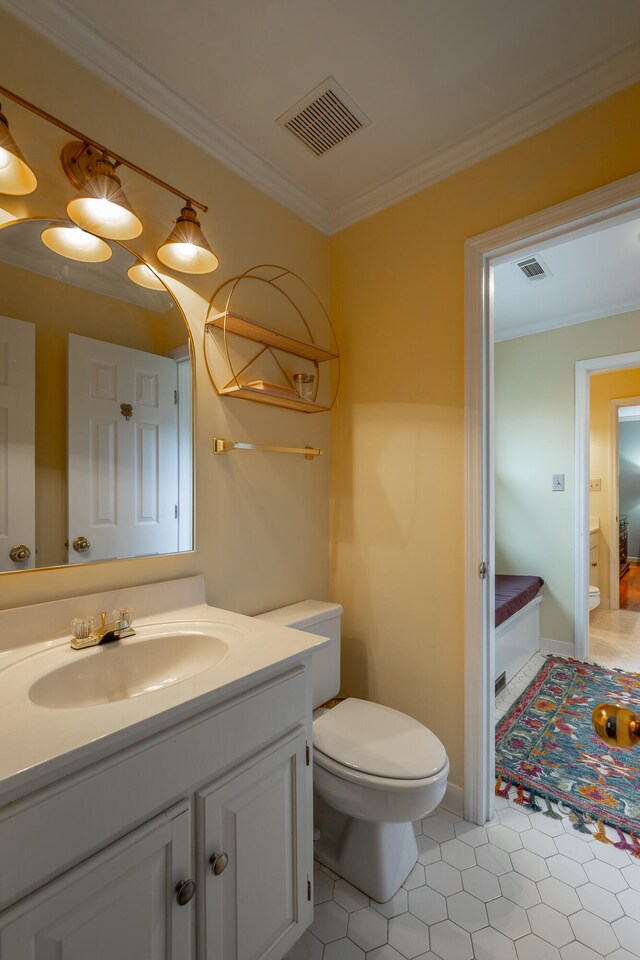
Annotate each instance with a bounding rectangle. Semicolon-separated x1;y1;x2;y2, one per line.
440;782;464;818
540;638;575;657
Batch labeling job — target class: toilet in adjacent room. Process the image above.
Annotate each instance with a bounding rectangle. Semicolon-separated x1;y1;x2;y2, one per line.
589;584;601;611
256;600;450;903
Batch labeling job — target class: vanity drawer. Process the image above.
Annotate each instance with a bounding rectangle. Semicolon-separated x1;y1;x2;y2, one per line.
0;664;309;911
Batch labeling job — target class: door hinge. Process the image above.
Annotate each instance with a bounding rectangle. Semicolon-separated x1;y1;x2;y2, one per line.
174;389;178;404
307;878;311;901
479;561;488;580
306;743;310;766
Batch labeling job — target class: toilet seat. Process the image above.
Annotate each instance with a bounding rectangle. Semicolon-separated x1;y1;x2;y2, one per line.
313;698;447;781
589;584;599;596
314;746;450;793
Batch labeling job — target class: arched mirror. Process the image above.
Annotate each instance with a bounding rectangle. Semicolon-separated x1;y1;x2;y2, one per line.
0;218;194;572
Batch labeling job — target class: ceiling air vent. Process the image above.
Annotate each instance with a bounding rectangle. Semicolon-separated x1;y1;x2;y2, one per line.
515;256;549;281
277;77;370;157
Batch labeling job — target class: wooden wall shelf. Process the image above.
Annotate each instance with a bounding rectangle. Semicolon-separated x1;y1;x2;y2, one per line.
204;264;339;415
207;311;337;364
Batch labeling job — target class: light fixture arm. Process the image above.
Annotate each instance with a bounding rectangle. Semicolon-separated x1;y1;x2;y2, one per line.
0;83;208;213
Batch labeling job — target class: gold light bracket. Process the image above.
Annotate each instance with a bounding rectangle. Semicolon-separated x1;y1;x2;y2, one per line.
61;141;101;189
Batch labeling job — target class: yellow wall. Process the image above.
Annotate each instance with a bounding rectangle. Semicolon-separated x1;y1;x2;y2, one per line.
0;11;330;615
590;367;640;600
330;84;640;788
494;312;640;646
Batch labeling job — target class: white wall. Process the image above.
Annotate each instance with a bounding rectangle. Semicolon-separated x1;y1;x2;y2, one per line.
495;308;640;645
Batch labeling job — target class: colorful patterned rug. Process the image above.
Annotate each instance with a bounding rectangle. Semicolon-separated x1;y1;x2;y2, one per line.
495;656;640;854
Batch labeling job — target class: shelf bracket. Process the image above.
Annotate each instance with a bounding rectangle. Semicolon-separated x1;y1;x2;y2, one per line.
213;438;323;460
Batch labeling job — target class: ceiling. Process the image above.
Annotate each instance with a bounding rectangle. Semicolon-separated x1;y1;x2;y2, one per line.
3;0;640;233
493;216;640;341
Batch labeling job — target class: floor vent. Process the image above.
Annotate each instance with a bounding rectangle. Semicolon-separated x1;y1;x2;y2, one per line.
277;77;370;157
495;671;507;696
515;256;549;281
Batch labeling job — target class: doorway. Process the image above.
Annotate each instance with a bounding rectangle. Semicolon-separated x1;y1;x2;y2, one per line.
463;172;640;825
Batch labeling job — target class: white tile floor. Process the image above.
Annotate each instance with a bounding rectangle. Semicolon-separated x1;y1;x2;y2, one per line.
286;798;640;960
286;649;640;960
589;607;640;673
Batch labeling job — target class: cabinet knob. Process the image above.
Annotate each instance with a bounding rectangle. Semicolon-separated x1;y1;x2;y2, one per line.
210;851;229;876
175;878;196;905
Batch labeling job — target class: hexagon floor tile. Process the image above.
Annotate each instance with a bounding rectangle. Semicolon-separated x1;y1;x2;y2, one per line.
284;657;640;960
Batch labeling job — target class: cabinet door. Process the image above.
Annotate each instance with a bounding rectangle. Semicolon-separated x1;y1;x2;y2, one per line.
0;805;193;960
198;729;312;960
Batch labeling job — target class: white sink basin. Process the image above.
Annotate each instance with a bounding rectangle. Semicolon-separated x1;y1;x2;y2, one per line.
29;627;229;709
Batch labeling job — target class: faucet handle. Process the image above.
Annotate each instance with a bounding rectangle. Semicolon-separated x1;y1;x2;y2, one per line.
71;616;95;640
112;607;134;628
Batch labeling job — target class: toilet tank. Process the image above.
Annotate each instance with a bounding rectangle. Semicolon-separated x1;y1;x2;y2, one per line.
255;600;342;708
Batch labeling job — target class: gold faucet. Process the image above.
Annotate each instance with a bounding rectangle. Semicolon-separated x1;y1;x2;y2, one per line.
592;703;640;749
70;611;135;650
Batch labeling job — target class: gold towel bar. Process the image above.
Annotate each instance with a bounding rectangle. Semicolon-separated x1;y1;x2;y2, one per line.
213;438;323;460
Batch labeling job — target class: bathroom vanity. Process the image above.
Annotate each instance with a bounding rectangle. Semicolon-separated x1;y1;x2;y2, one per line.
0;577;323;959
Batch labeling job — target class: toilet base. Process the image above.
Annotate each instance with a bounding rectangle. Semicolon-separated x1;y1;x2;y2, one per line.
314;794;418;902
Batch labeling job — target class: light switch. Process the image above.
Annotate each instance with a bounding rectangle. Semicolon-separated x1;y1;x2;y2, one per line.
552;474;565;491
590;478;602;492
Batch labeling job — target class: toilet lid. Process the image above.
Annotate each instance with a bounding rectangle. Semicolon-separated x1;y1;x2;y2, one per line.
589;584;599;595
313;698;448;780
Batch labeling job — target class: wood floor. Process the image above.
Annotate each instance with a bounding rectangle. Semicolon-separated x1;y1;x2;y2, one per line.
619;561;640;611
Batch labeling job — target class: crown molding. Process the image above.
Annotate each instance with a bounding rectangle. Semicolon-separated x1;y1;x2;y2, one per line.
495;299;640;343
0;0;332;233
3;0;640;238
329;41;640;234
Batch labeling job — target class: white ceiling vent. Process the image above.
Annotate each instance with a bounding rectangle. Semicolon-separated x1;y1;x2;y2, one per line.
277;77;370;157
515;256;551;281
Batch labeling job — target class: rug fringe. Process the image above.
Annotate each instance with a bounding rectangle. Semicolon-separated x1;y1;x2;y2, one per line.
495;777;639;845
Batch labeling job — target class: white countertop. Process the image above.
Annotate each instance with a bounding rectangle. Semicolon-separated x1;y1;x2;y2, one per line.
0;578;326;805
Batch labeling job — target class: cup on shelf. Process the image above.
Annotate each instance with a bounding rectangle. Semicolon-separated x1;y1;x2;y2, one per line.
293;372;314;401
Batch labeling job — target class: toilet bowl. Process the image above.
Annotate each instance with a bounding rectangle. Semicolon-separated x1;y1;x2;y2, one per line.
589;584;601;611
256;601;449;902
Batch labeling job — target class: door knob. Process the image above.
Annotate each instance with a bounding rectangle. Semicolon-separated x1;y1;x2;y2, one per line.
9;544;31;562
175;878;196;905
72;536;91;553
210;852;229;876
592;703;640;749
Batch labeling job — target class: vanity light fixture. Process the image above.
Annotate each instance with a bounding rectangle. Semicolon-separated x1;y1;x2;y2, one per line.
0;103;37;195
127;259;165;290
157;202;219;274
0;84;219;273
41;224;112;263
64;144;143;240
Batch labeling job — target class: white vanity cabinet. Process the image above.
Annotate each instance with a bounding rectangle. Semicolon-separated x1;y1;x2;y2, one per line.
0;662;313;960
198;730;311;960
0;805;193;959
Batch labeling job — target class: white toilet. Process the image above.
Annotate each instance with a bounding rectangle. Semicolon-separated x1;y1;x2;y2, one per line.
256;600;449;903
589;584;601;611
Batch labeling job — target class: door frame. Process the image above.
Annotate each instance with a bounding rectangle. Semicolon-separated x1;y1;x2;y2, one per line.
464;171;640;825
575;359;640;659
609;394;640;607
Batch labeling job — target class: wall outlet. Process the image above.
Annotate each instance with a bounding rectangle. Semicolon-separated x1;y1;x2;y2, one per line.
552;474;565;491
590;478;602;491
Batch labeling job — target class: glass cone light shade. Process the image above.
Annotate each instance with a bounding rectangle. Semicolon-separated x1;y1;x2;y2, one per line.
67;156;142;240
0;108;37;195
157;202;218;274
41;225;112;263
127;260;165;290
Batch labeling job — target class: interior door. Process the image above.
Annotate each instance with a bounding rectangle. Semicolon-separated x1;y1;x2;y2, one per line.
68;334;178;563
0;315;35;571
